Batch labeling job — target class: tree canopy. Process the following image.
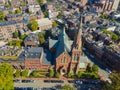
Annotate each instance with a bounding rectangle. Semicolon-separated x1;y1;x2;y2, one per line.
52;22;58;28
49;69;54;78
102;29;119;41
0;63;14;90
55;72;60;78
61;84;76;90
0;11;6;22
13;31;18;38
15;8;22;14
37;0;44;6
29;20;38;31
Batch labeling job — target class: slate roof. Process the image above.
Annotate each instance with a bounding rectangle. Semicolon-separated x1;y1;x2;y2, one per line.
55;27;73;58
25;47;43;59
24;33;39;44
42;49;51;64
49;39;58;49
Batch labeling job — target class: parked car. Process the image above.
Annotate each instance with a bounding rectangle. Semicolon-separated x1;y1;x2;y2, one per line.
68;80;75;83
13;79;21;83
44;80;50;83
106;68;112;74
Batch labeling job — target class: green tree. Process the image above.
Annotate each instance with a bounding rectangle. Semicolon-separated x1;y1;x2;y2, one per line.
0;11;6;22
52;22;58;28
43;10;48;17
20;34;27;40
67;73;73;78
86;63;92;72
0;63;14;90
55;72;60;78
92;64;99;73
15;8;22;14
57;12;63;19
13;31;18;38
37;0;44;6
49;69;54;78
5;2;11;8
38;33;45;45
21;70;28;78
103;71;120;90
61;84;76;90
29;20;38;31
14;70;21;77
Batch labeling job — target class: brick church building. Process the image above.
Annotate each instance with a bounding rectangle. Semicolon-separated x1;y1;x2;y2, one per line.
49;16;87;74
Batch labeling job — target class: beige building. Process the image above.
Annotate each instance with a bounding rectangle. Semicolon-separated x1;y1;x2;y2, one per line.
36;18;52;30
0;21;26;41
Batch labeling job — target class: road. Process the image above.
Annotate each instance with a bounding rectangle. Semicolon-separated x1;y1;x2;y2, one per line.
83;48;110;82
14;80;71;88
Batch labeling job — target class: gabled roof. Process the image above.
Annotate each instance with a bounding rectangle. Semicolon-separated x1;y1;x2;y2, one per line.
55;27;73;58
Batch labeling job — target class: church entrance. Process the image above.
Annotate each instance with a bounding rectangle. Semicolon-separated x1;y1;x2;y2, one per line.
60;67;67;75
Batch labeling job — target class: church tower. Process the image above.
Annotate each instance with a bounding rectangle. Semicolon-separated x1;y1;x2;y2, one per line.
70;15;82;73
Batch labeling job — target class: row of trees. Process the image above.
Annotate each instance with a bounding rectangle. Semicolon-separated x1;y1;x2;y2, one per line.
102;29;119;41
14;70;29;78
49;69;60;78
67;64;99;79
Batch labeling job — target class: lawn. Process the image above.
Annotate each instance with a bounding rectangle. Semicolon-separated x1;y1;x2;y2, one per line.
30;70;48;78
2;56;18;60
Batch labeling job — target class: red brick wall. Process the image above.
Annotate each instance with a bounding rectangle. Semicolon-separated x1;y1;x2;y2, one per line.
56;52;71;72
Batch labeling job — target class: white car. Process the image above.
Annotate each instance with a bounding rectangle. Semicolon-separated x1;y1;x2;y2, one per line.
106;68;112;74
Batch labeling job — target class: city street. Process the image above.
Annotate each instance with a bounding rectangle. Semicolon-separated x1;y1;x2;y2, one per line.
14;80;71;88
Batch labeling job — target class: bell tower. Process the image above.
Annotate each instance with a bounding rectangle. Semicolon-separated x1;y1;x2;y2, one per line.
70;15;82;73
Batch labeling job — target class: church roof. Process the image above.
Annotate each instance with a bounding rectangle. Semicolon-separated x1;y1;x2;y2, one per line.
55;27;73;58
49;39;58;49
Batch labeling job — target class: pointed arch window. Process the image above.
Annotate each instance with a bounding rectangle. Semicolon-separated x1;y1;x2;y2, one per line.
74;54;78;61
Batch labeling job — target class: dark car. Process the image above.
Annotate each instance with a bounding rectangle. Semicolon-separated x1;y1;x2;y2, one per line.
44;80;51;83
68;80;75;83
13;79;21;83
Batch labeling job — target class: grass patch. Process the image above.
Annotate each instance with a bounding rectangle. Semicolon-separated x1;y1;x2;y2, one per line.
2;56;18;60
30;70;48;78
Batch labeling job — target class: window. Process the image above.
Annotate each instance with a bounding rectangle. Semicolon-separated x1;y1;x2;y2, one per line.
74;54;78;61
61;59;63;63
63;57;66;63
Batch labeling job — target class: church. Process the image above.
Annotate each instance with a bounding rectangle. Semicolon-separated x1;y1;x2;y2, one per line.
49;16;88;74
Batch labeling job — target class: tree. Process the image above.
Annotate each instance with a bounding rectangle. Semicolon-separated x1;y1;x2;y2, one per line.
0;11;6;22
102;71;120;90
86;63;92;72
14;70;21;77
61;84;76;90
55;72;60;78
15;8;22;14
0;63;14;90
57;12;63;19
92;64;99;73
20;34;27;40
29;20;38;31
49;69;54;78
5;2;11;8
37;0;44;6
52;22;58;28
43;10;48;17
38;33;45;45
67;73;73;78
21;70;28;78
13;31;18;38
